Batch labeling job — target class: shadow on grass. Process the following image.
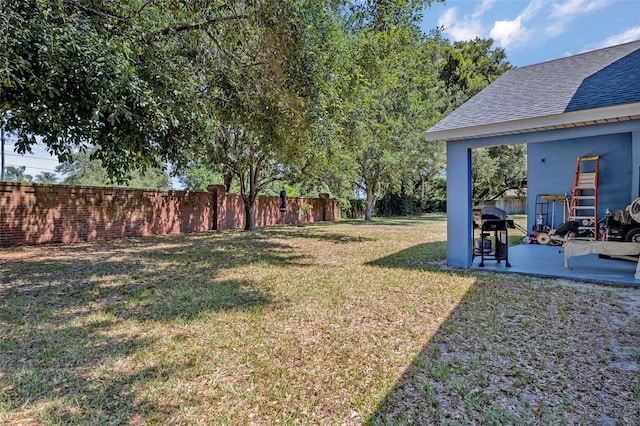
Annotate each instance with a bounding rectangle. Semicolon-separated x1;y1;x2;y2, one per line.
364;275;639;425
341;214;447;227
1;318;161;424
0;230;301;423
0;233;295;323
366;241;447;270
365;239;639;424
276;229;376;244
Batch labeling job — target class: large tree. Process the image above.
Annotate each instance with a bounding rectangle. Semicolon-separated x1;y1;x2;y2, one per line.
338;25;447;220
2;0;328;230
343;33;515;218
173;1;321;230
177;2;452;226
1;1;310;181
439;36;512;112
0;0;208;179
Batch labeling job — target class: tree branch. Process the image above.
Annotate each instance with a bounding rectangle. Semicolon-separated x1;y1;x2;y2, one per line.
137;0;154;16
257;175;282;193
63;0;124;21
153;14;252;37
205;28;244;67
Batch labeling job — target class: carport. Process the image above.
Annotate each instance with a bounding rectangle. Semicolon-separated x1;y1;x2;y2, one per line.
425;40;640;285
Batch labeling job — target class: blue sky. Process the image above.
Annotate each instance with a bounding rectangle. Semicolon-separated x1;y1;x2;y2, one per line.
7;0;640;183
3;135;60;182
421;0;640;66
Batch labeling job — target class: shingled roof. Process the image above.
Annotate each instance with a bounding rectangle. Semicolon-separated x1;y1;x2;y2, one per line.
425;40;640;141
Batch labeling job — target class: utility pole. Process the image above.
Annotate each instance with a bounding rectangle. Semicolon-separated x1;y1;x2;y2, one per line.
1;126;4;182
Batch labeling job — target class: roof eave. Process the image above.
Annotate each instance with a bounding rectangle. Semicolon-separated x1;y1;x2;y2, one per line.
424;102;640;142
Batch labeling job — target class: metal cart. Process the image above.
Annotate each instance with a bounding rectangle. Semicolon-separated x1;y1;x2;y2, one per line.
472;206;515;267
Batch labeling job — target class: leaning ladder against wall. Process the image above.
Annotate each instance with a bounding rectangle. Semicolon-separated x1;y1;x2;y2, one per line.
568;156;599;240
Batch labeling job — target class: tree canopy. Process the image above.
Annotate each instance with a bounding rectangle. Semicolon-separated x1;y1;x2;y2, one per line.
472;144;527;200
1;0;301;180
1;0;520;225
2;1;196;177
340;27;447;220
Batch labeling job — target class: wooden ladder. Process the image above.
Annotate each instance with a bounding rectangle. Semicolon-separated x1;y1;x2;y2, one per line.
568;156;599;239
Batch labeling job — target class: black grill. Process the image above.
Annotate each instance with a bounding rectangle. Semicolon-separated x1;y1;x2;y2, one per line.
473;206;514;267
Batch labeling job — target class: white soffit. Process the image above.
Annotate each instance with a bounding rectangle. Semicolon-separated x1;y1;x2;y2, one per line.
425;102;640;142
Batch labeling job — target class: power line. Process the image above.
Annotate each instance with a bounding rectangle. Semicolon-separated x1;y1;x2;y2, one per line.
4;163;60;173
5;152;59;161
1;128;4;181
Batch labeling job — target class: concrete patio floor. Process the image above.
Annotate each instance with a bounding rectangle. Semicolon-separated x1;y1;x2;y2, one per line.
471;243;640;286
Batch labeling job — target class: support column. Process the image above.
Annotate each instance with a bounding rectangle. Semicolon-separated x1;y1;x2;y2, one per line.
446;142;473;268
632;131;640;199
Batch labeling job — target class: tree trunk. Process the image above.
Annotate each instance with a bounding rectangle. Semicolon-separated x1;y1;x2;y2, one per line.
244;199;256;231
224;171;233;192
243;163;259;231
365;185;376;221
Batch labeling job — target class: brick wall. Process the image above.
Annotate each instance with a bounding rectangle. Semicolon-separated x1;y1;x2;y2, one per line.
0;183;341;247
210;186;340;230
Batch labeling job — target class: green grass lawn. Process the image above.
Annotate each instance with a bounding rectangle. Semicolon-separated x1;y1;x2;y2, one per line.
1;215;638;425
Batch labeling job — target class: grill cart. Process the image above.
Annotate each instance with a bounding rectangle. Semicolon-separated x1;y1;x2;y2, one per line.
472;206;515;268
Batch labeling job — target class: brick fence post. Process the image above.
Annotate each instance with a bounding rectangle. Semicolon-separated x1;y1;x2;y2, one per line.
207;184;226;230
319;193;329;222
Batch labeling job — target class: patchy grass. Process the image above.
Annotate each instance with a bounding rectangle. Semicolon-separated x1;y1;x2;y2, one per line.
0;214;638;425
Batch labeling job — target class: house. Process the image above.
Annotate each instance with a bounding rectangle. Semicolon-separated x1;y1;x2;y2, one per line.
425;40;640;283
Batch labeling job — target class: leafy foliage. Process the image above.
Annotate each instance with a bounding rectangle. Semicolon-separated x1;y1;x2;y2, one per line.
378;35;516;214
56;150;170;189
1;0;520;225
34;172;58;184
439;36;512;112
165;1;323;229
2;165;32;183
343;29;449;220
180;164;219;192
472;144;527;200
1;0;205;180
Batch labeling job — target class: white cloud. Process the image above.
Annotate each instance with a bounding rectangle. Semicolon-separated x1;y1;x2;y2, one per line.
437;8;459;32
437;1;496;41
545;22;565;37
490;17;525;48
547;0;610;35
550;0;608;18
472;0;497;19
591;26;640;49
489;0;545;48
519;0;547;20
